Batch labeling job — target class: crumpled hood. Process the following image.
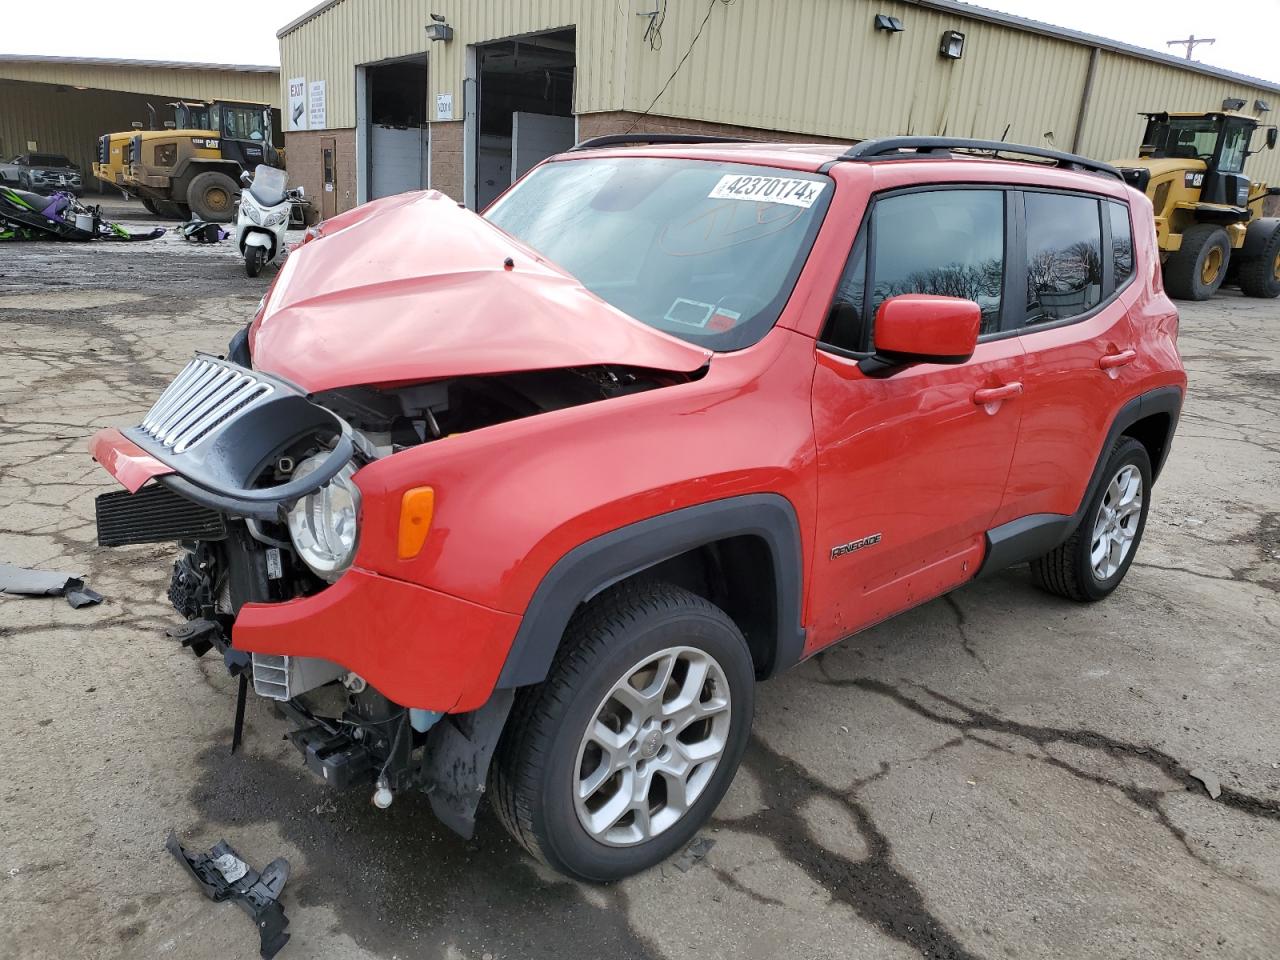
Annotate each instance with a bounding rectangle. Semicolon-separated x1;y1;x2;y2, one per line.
250;190;711;393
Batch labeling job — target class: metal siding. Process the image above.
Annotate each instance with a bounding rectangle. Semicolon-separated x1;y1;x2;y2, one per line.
278;0;1280;185
0;60;278;105
280;0;626;129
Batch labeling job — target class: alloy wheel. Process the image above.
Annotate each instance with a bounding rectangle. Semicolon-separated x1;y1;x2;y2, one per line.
1090;464;1143;580
574;645;731;846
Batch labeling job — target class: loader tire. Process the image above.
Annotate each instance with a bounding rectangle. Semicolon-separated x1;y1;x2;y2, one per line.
187;171;239;223
1237;226;1280;299
1163;224;1230;301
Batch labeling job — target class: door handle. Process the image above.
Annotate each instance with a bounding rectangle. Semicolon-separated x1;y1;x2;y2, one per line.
1099;349;1137;370
972;382;1023;405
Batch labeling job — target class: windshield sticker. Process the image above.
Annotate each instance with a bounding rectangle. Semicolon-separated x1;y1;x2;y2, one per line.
708;174;826;208
664;298;717;328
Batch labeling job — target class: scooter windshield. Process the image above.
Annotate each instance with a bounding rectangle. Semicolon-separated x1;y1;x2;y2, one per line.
249;166;289;207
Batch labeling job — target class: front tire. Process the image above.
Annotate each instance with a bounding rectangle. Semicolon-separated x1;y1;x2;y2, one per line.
491;582;755;882
1237;226;1280;299
187;171;239;222
1031;437;1152;602
244;245;265;277
1163;224;1230;300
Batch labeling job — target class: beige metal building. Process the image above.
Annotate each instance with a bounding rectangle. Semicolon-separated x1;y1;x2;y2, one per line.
278;0;1280;216
0;55;280;194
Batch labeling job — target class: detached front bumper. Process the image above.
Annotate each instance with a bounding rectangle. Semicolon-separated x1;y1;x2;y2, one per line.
233;568;519;713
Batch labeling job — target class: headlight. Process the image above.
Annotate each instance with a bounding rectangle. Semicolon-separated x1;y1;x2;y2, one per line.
286;454;361;581
241;199;262;225
264;210;288;227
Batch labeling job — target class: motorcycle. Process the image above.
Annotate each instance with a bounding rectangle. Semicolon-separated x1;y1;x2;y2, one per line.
236;166;303;277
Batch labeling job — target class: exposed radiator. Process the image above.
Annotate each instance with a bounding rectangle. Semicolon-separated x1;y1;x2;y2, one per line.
95;483;226;547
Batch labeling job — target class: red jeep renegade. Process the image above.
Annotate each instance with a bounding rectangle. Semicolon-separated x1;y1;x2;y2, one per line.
90;135;1185;881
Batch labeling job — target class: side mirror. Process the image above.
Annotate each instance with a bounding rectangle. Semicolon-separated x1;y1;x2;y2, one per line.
869;294;981;368
1267;127;1278;150
294;185;305;198
240;171;252;186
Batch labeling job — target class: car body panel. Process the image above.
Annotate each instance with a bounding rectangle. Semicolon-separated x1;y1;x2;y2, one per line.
249;191;711;392
807;336;1025;648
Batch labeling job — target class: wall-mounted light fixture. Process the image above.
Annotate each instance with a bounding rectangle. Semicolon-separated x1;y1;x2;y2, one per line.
425;14;453;42
874;14;904;32
1222;97;1247;111
939;30;965;59
1254;99;1271;113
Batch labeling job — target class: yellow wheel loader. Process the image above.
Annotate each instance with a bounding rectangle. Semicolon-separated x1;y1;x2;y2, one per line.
94;101;282;222
1112;107;1280;300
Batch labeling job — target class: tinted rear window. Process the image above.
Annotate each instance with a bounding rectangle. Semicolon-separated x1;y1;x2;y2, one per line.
1023;192;1102;325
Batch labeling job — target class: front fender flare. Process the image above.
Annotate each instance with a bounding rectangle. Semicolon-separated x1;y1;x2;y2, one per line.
496;493;807;688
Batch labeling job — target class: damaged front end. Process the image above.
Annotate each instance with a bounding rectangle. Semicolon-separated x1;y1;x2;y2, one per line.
91;344;692;836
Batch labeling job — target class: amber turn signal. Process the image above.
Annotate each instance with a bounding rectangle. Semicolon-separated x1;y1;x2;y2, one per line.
397;486;435;559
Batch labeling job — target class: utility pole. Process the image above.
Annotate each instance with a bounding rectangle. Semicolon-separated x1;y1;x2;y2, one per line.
1166;35;1215;60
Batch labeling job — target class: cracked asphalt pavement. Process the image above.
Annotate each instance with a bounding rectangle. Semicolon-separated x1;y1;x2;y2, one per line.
1;223;1278;960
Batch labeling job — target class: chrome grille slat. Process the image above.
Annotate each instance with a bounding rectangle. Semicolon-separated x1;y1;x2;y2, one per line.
137;357;275;454
157;369;235;444
152;364;225;436
141;361;204;431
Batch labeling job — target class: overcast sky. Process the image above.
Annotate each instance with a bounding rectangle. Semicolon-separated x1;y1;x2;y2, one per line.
3;0;1278;83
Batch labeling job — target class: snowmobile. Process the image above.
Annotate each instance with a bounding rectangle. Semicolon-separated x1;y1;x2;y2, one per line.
0;186;165;242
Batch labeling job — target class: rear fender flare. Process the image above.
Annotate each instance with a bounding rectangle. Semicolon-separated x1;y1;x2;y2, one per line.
496;493;807;689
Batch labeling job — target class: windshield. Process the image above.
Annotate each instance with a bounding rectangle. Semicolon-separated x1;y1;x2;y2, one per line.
485;157;832;350
1141;116;1221;160
249;166;288;206
222;105;268;142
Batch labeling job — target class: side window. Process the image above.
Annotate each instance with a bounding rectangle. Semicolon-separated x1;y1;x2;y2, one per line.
868;190;1005;335
1023;192;1103;325
1108;201;1134;288
820;230;867;352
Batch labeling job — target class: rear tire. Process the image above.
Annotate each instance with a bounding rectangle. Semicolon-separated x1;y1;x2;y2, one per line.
141;198;160;215
491;581;754;882
1237;226;1280;298
1163;224;1230;300
187;171;238;222
1030;437;1152;602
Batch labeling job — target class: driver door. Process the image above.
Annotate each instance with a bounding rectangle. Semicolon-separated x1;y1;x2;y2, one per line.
806;187;1024;653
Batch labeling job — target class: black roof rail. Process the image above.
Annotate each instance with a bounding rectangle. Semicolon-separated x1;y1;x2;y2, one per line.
570;133;757;151
826;136;1124;181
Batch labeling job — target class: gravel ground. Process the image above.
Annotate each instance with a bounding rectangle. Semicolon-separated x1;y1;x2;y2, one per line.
0;230;1277;960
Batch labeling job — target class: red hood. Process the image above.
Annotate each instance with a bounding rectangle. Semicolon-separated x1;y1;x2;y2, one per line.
249;191;710;393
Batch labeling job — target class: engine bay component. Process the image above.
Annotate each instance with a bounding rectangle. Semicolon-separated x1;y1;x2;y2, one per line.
165;830;291;960
250;653;345;701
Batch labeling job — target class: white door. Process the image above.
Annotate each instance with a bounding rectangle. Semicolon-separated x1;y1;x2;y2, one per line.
511;112;576;182
370;125;427;199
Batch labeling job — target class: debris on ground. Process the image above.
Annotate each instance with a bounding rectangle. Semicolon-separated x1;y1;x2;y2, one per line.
166;830;291;959
179;220;231;244
1189;768;1223;799
0;563;103;607
672;836;716;872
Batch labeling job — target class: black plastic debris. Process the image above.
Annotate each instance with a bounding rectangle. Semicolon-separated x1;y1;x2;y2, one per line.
0;563;103;608
166;830;291;959
672;836;716;873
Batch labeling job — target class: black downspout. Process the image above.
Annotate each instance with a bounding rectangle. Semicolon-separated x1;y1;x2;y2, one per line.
1072;47;1101;155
